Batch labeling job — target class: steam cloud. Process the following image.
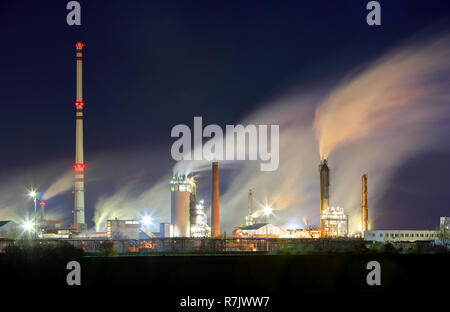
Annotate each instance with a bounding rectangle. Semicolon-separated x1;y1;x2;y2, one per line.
42;170;73;200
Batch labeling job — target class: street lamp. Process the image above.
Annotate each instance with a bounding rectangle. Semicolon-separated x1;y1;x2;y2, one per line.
22;220;34;240
263;205;272;239
141;215;152;226
28;190;38;239
263;205;272;218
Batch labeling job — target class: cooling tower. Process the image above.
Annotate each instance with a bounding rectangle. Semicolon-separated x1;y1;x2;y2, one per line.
211;162;220;237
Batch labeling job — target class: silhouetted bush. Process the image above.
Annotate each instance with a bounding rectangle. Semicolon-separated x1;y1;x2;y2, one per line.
382;243;398;254
99;241;116;256
3;241;84;260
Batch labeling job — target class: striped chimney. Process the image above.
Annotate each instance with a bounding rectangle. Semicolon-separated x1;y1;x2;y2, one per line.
73;42;86;232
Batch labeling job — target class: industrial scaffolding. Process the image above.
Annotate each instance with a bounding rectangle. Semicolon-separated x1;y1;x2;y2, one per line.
190;200;211;237
321;206;348;238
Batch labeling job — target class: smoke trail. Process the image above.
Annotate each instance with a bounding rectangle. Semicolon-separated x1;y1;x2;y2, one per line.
42;170;73;200
314;35;450;159
312;34;450;230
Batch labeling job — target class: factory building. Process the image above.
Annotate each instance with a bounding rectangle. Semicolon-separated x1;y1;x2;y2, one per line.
159;223;173;238
441;217;449;231
170;162;219;238
39;229;71;239
232;223;287;238
106;219;140;240
39;219;61;230
364;230;441;243
0;221;20;239
321;206;349;238
170;175;197;237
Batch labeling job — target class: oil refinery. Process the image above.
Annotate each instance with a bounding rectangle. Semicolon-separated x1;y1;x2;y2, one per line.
0;41;447;255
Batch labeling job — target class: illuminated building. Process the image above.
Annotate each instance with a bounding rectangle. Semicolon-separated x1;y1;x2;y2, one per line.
170;175;197;237
232;223;287;238
107;219;140;239
321;206;348;238
190;200;211;237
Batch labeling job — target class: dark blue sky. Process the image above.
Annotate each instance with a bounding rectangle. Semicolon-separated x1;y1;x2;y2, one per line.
1;0;450;229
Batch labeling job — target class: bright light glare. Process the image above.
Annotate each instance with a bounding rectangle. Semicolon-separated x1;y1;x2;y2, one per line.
28;191;37;198
263;205;273;216
23;221;33;231
141;216;152;226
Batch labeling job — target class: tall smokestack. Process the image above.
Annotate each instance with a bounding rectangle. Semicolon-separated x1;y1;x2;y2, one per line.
318;159;330;238
248;189;253;216
39;201;46;221
73;42;86;233
211;162;220;237
361;174;369;235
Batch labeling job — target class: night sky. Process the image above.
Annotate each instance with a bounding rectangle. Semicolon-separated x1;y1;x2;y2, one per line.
1;0;450;230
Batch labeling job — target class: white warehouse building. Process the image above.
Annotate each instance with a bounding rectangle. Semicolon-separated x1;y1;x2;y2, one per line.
364;230;441;243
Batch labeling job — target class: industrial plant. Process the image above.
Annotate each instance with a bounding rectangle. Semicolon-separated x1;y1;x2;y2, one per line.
0;42;448;255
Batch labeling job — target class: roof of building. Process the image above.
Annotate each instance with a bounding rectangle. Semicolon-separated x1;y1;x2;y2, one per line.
238;223;269;230
0;220;14;227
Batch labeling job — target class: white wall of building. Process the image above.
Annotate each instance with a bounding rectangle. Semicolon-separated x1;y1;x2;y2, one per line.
364;230;440;243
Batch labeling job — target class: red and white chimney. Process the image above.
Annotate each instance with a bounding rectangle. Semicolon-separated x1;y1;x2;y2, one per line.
73;42;86;232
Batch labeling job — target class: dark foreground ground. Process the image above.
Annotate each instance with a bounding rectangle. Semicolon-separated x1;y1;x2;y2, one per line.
0;253;448;308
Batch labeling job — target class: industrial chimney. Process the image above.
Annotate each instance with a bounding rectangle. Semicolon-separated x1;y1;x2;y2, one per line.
72;42;87;233
245;189;255;226
361;174;369;235
318;159;330;238
248;189;253;216
39;201;46;221
211;162;220;237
